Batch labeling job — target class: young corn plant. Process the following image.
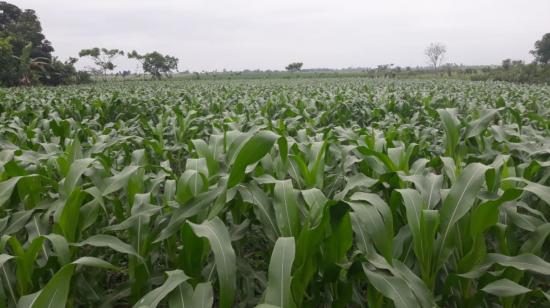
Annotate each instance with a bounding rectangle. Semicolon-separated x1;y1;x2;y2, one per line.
1;79;550;307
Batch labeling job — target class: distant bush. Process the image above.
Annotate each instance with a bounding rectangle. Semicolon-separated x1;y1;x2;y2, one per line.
470;63;550;84
38;58;75;86
75;71;92;84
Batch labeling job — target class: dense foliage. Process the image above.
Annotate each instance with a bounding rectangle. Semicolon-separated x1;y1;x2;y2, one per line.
1;78;550;307
0;2;52;60
285;63;303;72
0;2;88;86
140;52;179;80
471;63;550;84
78;48;125;77
531;33;550;65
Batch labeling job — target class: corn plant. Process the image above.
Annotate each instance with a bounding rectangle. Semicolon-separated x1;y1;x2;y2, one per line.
1;79;550;307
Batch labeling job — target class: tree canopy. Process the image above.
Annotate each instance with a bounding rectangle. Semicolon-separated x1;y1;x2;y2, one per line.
285;62;303;72
0;1;53;59
130;51;178;79
0;1;59;86
79;47;124;76
531;33;550;64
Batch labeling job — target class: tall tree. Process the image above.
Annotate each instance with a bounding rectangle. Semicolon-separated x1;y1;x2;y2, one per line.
502;58;512;69
78;47;124;77
425;43;447;69
0;1;55;85
139;51;178;79
0;37;18;85
530;33;550;64
285;62;303;72
0;1;53;59
128;50;146;77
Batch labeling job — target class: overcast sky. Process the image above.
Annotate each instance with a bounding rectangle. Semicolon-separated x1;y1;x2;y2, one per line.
8;0;550;72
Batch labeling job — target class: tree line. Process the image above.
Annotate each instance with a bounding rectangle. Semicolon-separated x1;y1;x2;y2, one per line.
420;39;550;83
0;2;179;87
78;48;178;80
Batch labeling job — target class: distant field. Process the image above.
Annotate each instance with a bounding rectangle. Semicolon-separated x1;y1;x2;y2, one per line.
1;78;550;307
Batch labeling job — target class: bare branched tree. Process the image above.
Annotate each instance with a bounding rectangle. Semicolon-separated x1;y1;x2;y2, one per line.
425;42;447;69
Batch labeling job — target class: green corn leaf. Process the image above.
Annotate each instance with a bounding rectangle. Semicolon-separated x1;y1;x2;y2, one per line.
29;264;76;308
363;267;419;308
72;256;120;271
461;253;550;278
188;217;236;308
0;253;14;266
134;270;189;308
301;188;327;228
505;177;550;206
520;223;550;254
333;173;378;200
176;170;208;203
186;158;209;178
470;188;522;236
308;141;328;188
227;131;279;188
238;183;278;241
0;253;16;305
438;163;489;265
0;176;24;207
440;156;457;185
357;146;397;172
264;237;295;308
168;283;193;308
57;187;85;243
42;234;70;265
437;108;460;157
17;291;40;308
62;158;94;196
25;257;118;308
101;165;140;196
400;173;442;208
392;260;436;308
74;234;141;260
481;279;531;297
350;212;375;254
3;210;34;235
155;186;224;243
349;193;393;261
273;180;301;237
349;201;392;261
192;139;219;176
396;189;424;244
187;283;213;308
465;109;499;139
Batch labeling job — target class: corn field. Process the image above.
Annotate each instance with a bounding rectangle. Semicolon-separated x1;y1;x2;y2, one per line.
1;79;550;307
